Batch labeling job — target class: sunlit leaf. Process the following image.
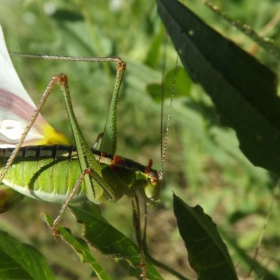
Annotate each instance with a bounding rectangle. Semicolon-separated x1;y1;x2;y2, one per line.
158;0;280;177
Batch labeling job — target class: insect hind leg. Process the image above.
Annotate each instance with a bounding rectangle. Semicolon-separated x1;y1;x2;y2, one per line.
52;167;94;237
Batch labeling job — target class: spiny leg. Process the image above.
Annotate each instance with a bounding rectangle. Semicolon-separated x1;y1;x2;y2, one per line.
0;59;126;240
0;75;59;182
0;56;126;184
0;57;126;203
46;72;125;233
100;61;126;154
0;55;151;277
52;168;94;236
56;73;117;202
142;200;148;251
130;194;148;280
10;53;126;156
50;64;127;229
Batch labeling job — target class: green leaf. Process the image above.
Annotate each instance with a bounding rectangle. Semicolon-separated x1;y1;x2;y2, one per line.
41;213;110;280
52;9;84;22
0;230;54;280
147;67;191;102
54;202;162;280
204;1;280;60
144;24;165;68
157;0;280;176
173;195;238;280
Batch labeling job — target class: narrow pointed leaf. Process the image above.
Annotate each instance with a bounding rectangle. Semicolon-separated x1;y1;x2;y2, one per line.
157;0;280;176
173;195;238;280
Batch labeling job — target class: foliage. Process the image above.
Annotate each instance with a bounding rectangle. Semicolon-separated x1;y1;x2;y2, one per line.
1;0;280;279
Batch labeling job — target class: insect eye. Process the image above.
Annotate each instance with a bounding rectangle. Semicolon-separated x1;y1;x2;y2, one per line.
149;176;158;186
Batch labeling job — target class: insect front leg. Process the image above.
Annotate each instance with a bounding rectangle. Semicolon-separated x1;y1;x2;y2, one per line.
55;73;120;202
130;194;148;280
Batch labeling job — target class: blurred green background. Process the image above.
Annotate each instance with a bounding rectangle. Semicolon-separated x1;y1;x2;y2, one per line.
1;0;280;279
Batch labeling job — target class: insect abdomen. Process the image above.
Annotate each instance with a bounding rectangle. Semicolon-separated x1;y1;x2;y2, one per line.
0;146;87;203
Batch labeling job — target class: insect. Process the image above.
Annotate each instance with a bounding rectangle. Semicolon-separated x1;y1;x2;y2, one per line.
0;26;168;279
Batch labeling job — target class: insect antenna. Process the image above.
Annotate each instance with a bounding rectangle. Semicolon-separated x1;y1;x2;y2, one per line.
159;55;179;181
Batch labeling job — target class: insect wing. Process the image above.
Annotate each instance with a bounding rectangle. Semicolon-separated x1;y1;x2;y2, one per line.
0;26;70;147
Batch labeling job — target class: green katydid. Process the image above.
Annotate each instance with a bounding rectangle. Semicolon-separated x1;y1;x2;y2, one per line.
0;26;167;279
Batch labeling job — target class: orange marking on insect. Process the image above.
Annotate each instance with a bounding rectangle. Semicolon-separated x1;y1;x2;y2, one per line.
110;155;125;170
144;159;153;175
